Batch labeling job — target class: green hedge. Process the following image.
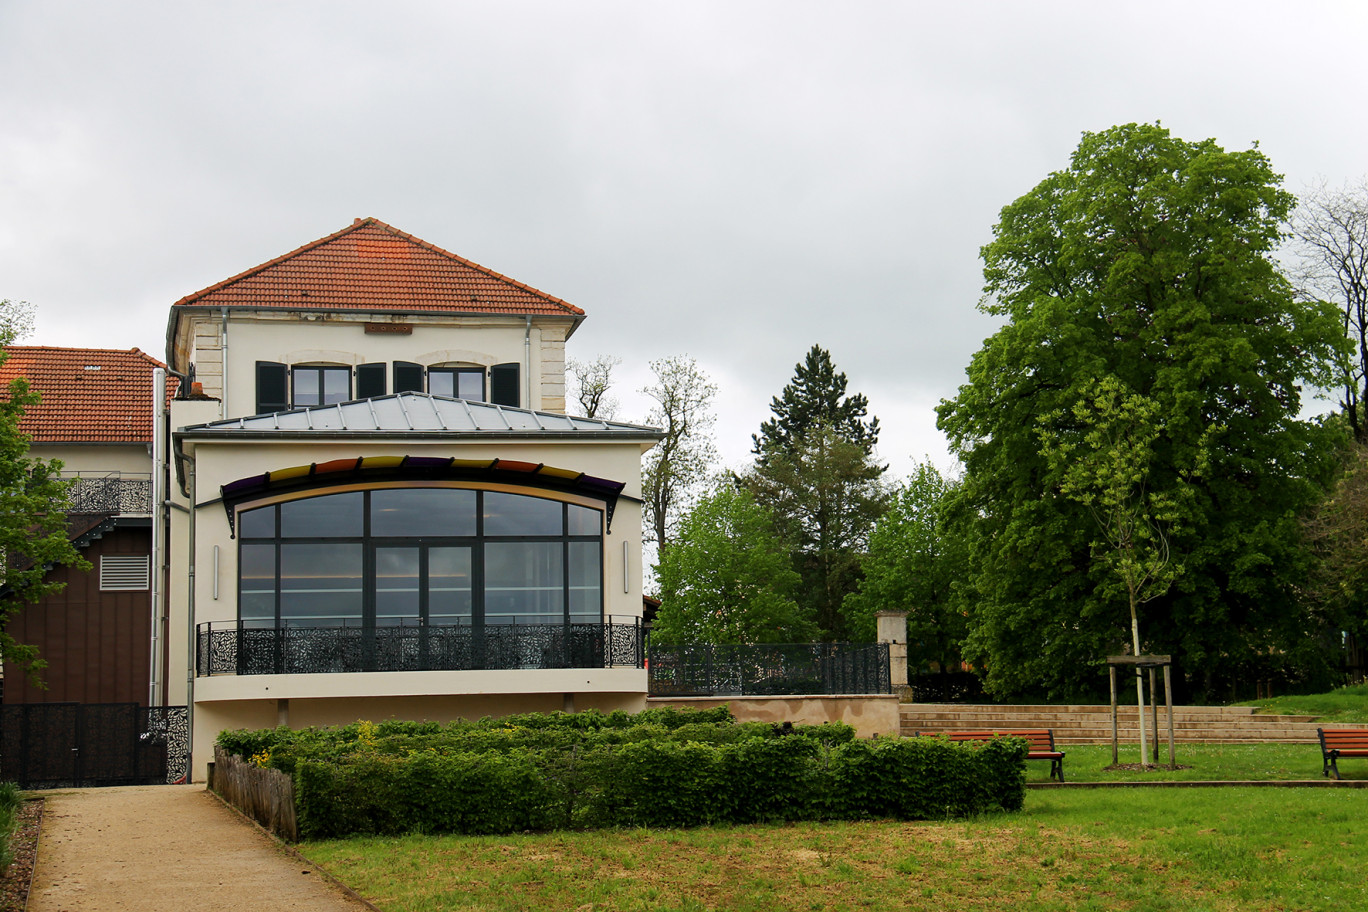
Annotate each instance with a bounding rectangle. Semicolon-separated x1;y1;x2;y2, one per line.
217;710;1026;839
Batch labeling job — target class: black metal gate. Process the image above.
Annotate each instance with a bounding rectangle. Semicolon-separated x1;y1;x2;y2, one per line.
0;703;190;789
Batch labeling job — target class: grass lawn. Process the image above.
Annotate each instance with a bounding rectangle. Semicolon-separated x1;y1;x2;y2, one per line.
304;786;1368;911
1239;683;1368;724
1023;741;1361;783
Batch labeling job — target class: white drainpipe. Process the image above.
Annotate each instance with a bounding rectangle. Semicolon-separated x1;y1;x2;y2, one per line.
523;316;532;408
149;368;166;707
184;448;197;761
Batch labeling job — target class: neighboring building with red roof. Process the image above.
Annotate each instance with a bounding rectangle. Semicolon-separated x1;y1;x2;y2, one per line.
0;346;170;717
0;346;173;444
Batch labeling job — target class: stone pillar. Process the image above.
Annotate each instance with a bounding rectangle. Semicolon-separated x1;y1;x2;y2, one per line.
875;611;910;699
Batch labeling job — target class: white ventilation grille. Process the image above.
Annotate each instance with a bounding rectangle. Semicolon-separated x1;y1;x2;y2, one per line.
100;555;150;591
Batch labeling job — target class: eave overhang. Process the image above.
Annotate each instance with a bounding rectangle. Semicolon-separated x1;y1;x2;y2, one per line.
217;455;631;535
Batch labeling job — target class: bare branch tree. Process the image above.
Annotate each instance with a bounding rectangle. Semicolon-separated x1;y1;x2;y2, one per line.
566;354;621;419
1291;180;1368;441
641;356;718;553
0;299;35;345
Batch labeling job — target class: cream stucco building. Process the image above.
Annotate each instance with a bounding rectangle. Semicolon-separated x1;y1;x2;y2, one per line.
7;219;660;781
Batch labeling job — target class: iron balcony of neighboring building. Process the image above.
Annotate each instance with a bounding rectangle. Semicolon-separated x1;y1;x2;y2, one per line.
63;474;154;517
195;617;646;677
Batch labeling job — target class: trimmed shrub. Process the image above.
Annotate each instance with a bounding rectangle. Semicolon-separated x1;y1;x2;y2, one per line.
295;750;556;840
825;736;1026;820
220;708;1024;839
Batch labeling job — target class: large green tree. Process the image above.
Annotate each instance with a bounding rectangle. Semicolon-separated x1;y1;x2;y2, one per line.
0;299;87;682
843;460;969;666
652;485;811;645
937;124;1347;701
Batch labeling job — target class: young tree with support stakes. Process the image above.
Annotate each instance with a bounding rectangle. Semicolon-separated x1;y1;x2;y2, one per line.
1038;378;1201;765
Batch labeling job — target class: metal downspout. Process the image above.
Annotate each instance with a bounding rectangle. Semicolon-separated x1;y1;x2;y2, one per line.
185;448;197;767
524;316;532;408
219;307;229;420
149;369;166;706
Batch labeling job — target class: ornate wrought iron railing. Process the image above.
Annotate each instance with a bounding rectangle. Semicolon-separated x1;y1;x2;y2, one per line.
647;642;891;697
63;474;154;515
196;618;645;676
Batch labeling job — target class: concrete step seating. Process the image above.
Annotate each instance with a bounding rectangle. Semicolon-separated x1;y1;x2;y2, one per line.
901;703;1354;744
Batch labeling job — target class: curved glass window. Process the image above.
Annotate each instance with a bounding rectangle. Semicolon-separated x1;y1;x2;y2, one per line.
236;487;603;634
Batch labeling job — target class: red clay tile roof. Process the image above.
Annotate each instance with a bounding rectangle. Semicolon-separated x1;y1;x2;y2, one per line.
170;218;585;317
0;347;177;444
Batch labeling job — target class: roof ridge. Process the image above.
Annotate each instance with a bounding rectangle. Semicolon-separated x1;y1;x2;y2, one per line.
170;217;584;317
2;345;169;369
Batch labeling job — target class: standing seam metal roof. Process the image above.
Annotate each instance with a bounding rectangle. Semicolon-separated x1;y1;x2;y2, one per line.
180;392;660;437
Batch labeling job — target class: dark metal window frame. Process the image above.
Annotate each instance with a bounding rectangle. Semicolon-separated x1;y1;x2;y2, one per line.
427;365;487;402
290;364;352;407
237;486;605;634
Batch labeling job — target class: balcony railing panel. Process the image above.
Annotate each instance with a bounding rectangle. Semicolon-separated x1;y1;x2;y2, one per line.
647;643;891;697
63;475;153;516
196;619;645;676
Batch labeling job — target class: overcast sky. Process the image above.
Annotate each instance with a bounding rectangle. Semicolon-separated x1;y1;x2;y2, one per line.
3;1;1366;479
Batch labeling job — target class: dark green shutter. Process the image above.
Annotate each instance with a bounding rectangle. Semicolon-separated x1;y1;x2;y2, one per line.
255;361;289;414
394;361;424;394
356;363;386;399
490;362;520;407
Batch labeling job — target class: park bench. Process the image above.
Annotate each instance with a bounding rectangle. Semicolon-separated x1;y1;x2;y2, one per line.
1318;728;1368;780
918;729;1065;782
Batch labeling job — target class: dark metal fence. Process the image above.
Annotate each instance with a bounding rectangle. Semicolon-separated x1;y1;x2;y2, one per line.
907;671;986;703
0;703;189;789
647;643;891;697
197;618;645;676
63;475;153;515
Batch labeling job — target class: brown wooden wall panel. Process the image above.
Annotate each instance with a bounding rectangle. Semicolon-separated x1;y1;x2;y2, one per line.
4;526;153;706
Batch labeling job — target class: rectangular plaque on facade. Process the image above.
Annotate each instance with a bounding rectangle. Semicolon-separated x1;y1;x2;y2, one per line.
365;322;413;334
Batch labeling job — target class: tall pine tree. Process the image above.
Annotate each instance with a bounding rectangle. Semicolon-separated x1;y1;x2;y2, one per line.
752;345;879;457
745;346;887;641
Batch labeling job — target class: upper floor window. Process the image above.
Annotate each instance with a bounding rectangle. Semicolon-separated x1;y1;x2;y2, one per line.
428;367;485;401
293;366;351;407
256;359;521;415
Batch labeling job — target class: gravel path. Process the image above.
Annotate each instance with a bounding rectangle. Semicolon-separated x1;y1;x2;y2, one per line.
28;785;370;912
